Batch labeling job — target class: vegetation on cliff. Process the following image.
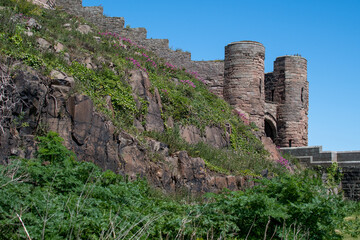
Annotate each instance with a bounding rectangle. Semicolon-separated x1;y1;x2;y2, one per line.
0;1;359;239
0;131;356;239
0;0;274;176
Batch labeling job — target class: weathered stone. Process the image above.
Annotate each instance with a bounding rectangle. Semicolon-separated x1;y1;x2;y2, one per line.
261;169;269;178
215;177;227;190
93;36;101;42
133;119;144;132
154;87;162;111
26;18;42;30
180;125;202;144
2;65;264;195
171;151;209;193
204;126;227;148
261;136;281;161
52;85;71;98
77;24;92;34
36;38;51;50
145;99;164;132
50;70;75;87
68;95;93;145
63;53;71;64
83;56;96;69
226;176;238;191
166;116;174;129
129;69;152;98
46;95;60;118
236;176;246;190
54;42;64;53
50;70;66;80
104;95;114;117
128;70;164;132
63;23;72;31
24;31;33;37
146;138;169;157
120;145;146;179
272;56;308;147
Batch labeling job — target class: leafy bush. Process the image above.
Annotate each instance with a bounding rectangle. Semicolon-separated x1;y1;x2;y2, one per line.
0;0;43;16
0;132;352;239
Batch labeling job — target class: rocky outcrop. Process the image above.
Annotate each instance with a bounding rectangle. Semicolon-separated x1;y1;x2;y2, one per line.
129;69;164;132
180;125;229;149
0;65;256;193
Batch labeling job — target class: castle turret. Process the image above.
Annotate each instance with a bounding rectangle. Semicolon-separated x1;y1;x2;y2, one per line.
274;56;309;147
224;41;265;131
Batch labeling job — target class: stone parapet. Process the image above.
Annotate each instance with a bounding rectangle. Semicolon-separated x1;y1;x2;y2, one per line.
281;146;360;200
54;0;224;101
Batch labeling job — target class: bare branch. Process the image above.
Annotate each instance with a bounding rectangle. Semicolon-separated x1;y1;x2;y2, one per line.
0;162;29;188
16;213;32;240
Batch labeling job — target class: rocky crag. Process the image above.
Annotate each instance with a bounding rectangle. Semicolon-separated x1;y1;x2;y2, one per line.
0;1;284;194
0;61;257;193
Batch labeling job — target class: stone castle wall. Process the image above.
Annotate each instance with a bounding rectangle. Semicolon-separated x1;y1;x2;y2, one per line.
281;146;360;200
53;0;308;147
55;0;224;96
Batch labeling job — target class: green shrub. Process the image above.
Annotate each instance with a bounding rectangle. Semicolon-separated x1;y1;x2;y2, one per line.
0;131;354;239
1;0;43;16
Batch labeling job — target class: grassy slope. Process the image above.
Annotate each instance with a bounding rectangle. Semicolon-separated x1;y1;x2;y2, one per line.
0;0;283;176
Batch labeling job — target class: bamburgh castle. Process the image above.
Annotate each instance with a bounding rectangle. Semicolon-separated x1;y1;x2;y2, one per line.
37;0;307;148
13;0;360;199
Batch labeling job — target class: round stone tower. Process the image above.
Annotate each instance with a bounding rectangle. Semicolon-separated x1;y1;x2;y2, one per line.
273;56;309;147
224;41;265;131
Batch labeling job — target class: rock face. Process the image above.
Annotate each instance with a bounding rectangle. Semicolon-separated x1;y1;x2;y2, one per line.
0;65;256;193
180;125;202;145
129;69;164;132
261;136;281;161
180;125;228;149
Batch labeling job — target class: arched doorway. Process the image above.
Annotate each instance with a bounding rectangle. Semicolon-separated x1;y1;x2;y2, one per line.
265;118;277;142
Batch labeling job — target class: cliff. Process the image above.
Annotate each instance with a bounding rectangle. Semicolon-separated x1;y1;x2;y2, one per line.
0;2;283;194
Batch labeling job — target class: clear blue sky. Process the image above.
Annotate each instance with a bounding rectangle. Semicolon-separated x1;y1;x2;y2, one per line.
83;0;360;151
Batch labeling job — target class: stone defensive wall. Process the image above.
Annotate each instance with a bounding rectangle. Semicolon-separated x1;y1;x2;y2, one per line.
281;146;360;200
55;0;225;96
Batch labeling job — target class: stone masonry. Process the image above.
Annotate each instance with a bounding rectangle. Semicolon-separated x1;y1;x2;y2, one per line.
281;146;360;200
224;41;265;132
52;0;308;148
270;56;309;147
